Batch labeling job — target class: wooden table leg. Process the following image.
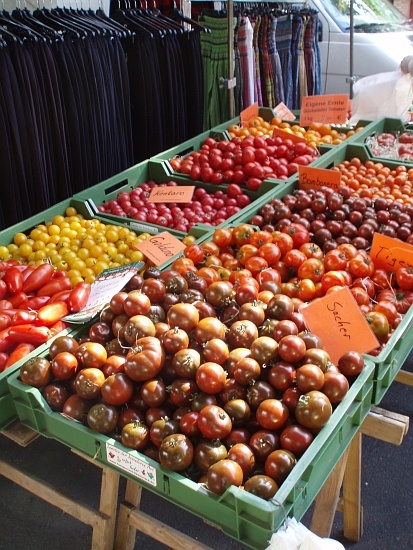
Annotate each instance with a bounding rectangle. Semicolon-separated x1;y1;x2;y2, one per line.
342;431;363;541
115;480;143;550
92;467;120;550
310;446;350;538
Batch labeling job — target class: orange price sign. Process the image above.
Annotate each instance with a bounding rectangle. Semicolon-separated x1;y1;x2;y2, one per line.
300;287;379;365
274;102;296;121
273;127;306;144
370;233;413;272
133;231;186;266
299;94;349;126
148;186;195;203
240;102;259;127
298;165;341;191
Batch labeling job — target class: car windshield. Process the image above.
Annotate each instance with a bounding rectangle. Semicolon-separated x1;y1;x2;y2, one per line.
322;0;409;31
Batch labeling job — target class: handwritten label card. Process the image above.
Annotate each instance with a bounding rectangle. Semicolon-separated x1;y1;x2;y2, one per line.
274;102;296;121
300;94;349;126
370;233;413;272
240;102;259;127
300;287;379;365
299;165;341;191
148;186;195;203
133;231;186;266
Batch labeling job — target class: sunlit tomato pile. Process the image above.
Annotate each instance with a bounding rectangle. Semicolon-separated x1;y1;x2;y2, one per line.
181;222;411;349
367;131;413;162
96;180;252;229
225;115;364;148
0;260;92;372
168;135;319;190
0;207;151;285
19;256;366;502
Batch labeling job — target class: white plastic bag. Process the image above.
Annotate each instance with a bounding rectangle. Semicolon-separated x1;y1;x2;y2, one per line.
349;68;413;125
265;518;346;550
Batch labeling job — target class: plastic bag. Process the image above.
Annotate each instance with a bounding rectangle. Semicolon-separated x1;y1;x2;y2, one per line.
265;518;346;550
349;68;413;125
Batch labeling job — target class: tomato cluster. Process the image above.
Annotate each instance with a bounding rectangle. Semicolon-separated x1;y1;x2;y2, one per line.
225;115;364;149
1;207;150;285
19;262;365;501
252;182;413;254
96;180;252;229
169;135;319;190
0;260;92;371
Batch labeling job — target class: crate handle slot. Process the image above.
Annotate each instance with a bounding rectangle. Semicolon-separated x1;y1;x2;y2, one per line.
104;179;130;197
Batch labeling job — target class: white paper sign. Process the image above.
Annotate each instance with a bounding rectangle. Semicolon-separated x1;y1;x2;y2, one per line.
106;442;157;486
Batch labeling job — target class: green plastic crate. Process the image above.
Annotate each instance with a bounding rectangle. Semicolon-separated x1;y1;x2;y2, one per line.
364;305;413;405
308;141;410;172
350;117;413;164
0;198;95;246
0;327;80;430
149;129;232;163
7;333;374;549
72;158;279;239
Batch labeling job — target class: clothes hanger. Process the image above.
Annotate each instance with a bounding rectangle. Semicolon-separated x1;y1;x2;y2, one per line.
11;1;62;42
168;4;212;33
93;0;133;38
33;0;84;39
0;7;44;43
111;1;156;38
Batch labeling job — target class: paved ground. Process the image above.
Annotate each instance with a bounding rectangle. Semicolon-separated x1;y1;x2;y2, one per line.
1;352;412;550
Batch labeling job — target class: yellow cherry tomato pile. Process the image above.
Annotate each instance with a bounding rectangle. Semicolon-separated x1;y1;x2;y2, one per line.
0;207;152;286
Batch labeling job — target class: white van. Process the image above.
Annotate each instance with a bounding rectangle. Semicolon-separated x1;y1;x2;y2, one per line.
310;0;413;95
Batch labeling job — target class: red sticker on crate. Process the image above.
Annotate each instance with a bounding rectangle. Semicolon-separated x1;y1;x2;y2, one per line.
300;287;380;365
147;186;195;203
298;165;341;191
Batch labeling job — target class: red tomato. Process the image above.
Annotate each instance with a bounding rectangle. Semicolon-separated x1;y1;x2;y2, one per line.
395;266;413;290
198;404;232;439
67;282;91;313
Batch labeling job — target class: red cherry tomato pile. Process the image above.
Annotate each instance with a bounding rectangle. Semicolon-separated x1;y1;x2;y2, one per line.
19;252;366;501
0;260;91;372
168;135;319;191
96;180;252;229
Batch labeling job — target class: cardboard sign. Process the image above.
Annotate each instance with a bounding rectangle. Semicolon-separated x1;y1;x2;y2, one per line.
274;102;296;121
148;186;195;203
273;127;307;144
370;233;413;272
133;231;186;266
298;165;341;191
240;102;259;127
299;94;349;126
300;287;379;365
63;262;144;323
